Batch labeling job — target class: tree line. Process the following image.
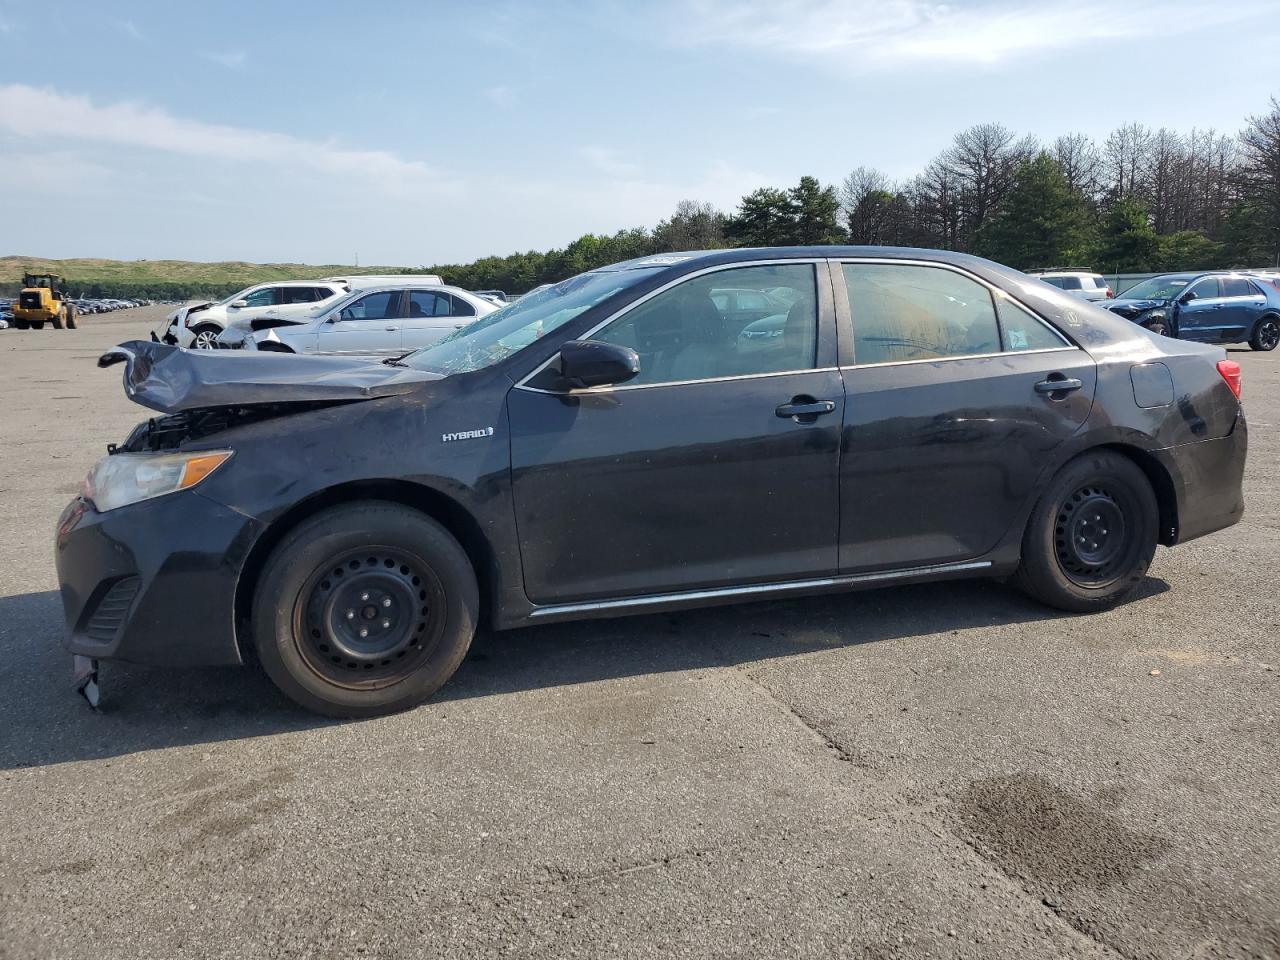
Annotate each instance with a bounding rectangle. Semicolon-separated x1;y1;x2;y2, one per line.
428;97;1280;292
13;100;1279;301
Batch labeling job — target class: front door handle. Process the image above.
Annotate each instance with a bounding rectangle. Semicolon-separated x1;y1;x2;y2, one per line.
385;325;400;331
776;396;836;421
1034;376;1083;395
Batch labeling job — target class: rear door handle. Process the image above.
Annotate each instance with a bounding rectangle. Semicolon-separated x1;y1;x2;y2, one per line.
776;397;836;420
385;325;399;331
1034;376;1083;394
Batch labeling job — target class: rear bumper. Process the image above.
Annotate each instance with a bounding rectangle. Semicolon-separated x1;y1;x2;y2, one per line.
54;491;265;666
1158;409;1247;544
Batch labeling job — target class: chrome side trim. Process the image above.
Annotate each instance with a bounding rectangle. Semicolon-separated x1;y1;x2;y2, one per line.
527;560;993;618
839;346;1081;371
514;366;842;396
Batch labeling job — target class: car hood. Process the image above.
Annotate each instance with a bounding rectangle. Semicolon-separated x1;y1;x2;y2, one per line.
1107;298;1168;317
99;339;440;414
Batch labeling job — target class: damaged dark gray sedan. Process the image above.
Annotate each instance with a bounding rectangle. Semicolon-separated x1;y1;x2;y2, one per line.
55;248;1247;717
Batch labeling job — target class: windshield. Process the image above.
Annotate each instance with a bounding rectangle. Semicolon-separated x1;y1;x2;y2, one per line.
400;268;663;375
1122;277;1191;300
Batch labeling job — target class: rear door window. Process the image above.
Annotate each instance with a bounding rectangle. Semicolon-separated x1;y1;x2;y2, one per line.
281;287;318;304
1059;276;1083;290
408;290;451;318
1221;277;1254;298
842;263;1002;364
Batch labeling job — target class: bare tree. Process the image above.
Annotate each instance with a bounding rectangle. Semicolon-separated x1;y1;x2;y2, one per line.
1053;133;1103;201
942;123;1038;248
839;167;896;245
1104;123;1153;201
1238;98;1280;264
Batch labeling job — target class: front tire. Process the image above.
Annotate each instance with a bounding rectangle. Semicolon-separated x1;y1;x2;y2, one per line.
1250;315;1279;351
252;502;478;718
190;323;222;350
65;306;78;330
30;321;44;330
1143;318;1170;337
1013;451;1158;613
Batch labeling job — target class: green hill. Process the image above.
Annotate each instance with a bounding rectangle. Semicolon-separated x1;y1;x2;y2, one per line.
0;256;424;299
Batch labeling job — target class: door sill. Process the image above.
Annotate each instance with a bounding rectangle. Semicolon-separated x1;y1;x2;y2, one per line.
527;560;994;620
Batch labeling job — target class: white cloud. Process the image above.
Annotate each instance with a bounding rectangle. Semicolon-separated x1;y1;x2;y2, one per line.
485;85;516;108
119;19;142;41
202;50;247;69
581;145;642;179
675;0;1276;67
0;84;458;197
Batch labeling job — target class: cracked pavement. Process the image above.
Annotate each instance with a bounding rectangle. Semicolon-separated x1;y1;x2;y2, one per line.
1;308;1277;959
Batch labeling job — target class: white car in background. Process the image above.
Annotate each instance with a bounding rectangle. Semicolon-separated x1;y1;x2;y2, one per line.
1027;270;1113;302
164;274;444;349
243;282;496;357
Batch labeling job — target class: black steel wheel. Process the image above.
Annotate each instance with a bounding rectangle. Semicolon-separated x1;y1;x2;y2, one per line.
1053;485;1128;587
1250;316;1279;352
295;546;447;689
253;501;478;717
1013;451;1157;612
191;323;222;350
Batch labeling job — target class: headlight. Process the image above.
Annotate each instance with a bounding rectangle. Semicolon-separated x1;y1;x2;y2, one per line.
82;450;232;512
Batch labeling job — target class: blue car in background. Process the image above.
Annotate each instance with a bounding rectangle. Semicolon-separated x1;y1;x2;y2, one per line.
1105;273;1280;351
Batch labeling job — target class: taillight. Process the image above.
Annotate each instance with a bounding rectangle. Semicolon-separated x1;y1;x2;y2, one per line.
1216;359;1242;400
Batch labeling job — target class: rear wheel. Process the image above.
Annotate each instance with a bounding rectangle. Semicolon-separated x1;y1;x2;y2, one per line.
1013;451;1158;612
190;323;222;350
30;321;44;330
252;502;478;718
65;306;78;330
1250;315;1279;351
13;320;29;330
51;315;63;330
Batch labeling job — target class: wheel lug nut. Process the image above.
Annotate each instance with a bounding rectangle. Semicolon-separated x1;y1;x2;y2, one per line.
382;598;392;608
361;592;370;601
346;610;355;620
359;628;368;638
382;619;391;629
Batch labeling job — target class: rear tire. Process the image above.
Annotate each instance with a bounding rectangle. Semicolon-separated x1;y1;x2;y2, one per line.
14;320;29;330
51;315;63;330
190;323;222;350
252;502;478;718
30;321;44;330
1250;315;1279;351
1013;450;1158;613
65;307;78;330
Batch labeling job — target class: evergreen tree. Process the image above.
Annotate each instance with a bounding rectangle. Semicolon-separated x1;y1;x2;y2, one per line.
974;153;1091;269
1096;198;1159;272
789;176;846;244
724;188;797;247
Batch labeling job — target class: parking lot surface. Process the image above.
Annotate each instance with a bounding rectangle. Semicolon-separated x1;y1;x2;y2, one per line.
1;308;1277;959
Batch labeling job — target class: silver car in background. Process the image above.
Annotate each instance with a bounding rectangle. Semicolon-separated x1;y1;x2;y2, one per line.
243;282;496;357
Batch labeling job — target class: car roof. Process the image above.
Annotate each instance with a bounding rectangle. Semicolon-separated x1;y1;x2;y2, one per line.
1031;270;1102;278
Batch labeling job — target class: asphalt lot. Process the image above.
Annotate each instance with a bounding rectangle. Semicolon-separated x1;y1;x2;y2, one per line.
0;306;1277;959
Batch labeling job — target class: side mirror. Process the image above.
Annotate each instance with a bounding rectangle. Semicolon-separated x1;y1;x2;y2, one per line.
557;339;640;389
230;300;249;308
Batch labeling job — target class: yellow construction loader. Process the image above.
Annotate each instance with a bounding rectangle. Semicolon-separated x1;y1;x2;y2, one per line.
12;273;78;330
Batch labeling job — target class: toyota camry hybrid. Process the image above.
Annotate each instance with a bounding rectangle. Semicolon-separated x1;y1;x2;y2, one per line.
55;247;1247;717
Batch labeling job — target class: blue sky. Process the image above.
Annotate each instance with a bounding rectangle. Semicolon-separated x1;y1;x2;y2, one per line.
2;0;1278;266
